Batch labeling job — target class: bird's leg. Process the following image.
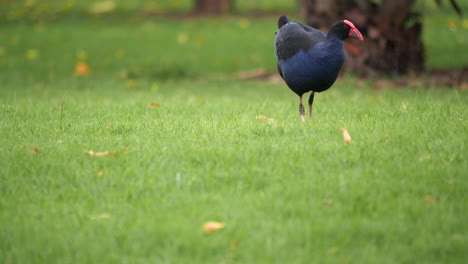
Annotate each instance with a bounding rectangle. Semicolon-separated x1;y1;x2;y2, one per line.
299;96;305;122
308;91;315;119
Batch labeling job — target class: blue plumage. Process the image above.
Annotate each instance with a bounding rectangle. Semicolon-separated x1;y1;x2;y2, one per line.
274;16;363;120
278;37;345;94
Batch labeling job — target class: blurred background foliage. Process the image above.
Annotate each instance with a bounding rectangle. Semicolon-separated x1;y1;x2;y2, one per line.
0;0;297;22
0;0;466;83
2;0;464;22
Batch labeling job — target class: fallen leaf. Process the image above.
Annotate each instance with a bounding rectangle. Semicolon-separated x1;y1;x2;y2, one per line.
256;115;275;123
127;79;138;88
76;50;88;61
340;128;352;143
425;195;438;203
238;18;250;29
203;221;225;233
29;146;40;153
90;213;111;220
86;150;118;157
26;49;39;60
90;0;116;14
447;18;457;29
177;33;189;44
25;0;36;7
114;49;125;59
151;82;160;93
75;62;90;76
150;103;160;108
327;247;339;254
231;241;239;249
98;169;104;176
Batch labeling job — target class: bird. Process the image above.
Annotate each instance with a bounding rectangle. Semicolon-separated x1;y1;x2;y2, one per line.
274;16;364;121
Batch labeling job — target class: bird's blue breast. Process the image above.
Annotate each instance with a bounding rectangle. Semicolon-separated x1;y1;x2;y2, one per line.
279;38;345;95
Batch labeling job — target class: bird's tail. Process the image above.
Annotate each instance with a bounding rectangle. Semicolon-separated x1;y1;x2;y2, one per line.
278;15;290;29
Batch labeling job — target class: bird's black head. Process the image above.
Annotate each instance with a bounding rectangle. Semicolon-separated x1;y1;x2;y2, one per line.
328;20;364;41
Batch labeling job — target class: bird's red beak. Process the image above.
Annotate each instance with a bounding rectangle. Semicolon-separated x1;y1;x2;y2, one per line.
344;20;364;41
349;27;364;41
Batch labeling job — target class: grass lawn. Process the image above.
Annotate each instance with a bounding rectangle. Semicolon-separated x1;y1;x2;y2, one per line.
0;12;467;264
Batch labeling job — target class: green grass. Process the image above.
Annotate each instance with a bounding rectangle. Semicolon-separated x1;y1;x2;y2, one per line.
0;12;467;264
1;77;467;263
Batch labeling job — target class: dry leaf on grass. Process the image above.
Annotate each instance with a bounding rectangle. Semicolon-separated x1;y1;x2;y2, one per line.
90;213;111;220
86;150;118;157
256;115;275;123
230;241;239;249
203;221;225;233
150;103;160;108
28;146;40;153
327;247;339;254
425;195;438;203
75;62;90;76
90;0;116;14
340;128;352;143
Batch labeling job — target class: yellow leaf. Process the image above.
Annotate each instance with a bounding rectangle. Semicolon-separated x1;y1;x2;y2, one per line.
76;50;88;61
127;79;138;88
203;221;225;233
256;115;275;123
177;33;189;44
238;18;250;29
90;1;116;14
25;0;36;7
90;213;111;220
463;19;468;29
115;49;125;59
327;247;339;254
86;150;118;157
340;128;352;143
151;82;160;93
26;49;39;60
447;18;457;29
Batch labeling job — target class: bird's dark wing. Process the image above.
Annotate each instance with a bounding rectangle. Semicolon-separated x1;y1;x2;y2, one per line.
275;21;326;61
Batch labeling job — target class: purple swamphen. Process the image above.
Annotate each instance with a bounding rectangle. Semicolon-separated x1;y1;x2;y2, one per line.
274;16;364;121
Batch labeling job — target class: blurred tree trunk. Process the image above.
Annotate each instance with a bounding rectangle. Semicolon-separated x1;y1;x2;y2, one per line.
194;0;232;14
300;0;425;75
